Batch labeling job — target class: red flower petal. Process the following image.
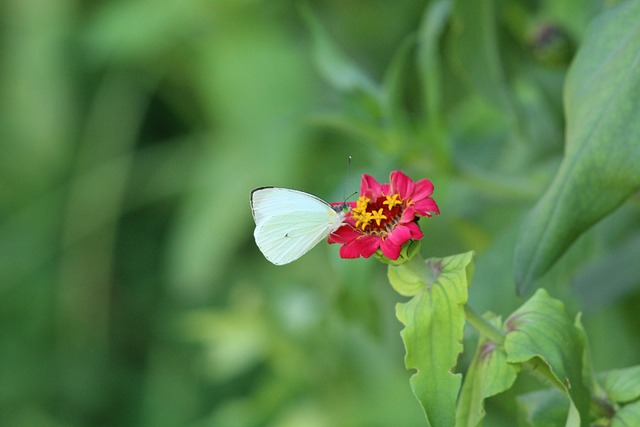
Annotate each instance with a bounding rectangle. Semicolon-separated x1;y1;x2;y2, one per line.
361;174;383;200
339;242;362;258
380;239;402;260
355;235;381;258
390;170;415;199
400;205;416;223
328;225;360;244
413;179;434;200
405;221;424;240
414;198;440;216
387;225;412;246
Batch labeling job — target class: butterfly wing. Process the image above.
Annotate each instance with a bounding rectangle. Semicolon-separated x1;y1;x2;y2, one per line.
254;212;335;265
251;187;344;265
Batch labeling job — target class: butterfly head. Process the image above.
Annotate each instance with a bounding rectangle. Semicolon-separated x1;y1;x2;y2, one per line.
331;203;351;233
332;203;350;213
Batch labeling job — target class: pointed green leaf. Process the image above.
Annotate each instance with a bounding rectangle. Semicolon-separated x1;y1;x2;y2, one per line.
504;289;591;427
598;365;640;404
393;252;473;426
612;401;640;427
514;0;640;294
574;314;596;393
456;314;519;427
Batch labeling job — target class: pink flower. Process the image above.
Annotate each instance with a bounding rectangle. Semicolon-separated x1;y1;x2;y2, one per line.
328;171;439;260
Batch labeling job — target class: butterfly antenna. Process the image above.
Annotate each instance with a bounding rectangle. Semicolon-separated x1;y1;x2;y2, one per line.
343;155;352;203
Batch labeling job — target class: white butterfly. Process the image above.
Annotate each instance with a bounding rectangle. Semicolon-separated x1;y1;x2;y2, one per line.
250;187;350;265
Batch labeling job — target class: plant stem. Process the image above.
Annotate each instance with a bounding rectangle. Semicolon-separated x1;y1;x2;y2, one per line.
464;304;506;345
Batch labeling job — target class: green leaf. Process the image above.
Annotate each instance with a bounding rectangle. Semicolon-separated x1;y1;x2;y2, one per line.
514;0;640;294
612;401;640;427
299;4;379;97
393;252;473;426
389;251;474;297
573;314;596;393
416;0;453;169
300;4;391;151
504;289;591;426
381;34;415;123
417;0;451;120
598;365;640;404
516;389;571;427
456;314;519;427
451;0;515;113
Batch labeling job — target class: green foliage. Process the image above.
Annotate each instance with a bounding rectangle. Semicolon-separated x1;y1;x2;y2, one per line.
597;366;640;426
451;0;517;116
2;0;640;426
599;366;640;404
391;252;473;426
456;314;518;426
514;0;640;293
392;254;638;426
504;289;591;425
516;389;571;427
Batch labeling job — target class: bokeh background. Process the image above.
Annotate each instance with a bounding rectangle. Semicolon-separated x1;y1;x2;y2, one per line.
2;0;639;426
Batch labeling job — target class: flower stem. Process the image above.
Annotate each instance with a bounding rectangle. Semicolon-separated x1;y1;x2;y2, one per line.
464;304;506;345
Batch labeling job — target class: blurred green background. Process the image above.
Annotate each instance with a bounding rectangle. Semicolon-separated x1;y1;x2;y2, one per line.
2;0;639;426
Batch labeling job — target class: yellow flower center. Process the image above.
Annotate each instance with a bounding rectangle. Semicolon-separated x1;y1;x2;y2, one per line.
350;194;405;235
383;194;402;209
